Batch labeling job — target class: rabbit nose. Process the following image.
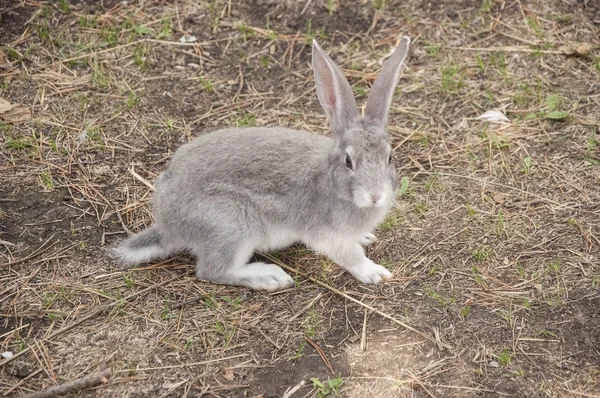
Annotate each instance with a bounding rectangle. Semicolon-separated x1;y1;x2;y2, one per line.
371;193;383;205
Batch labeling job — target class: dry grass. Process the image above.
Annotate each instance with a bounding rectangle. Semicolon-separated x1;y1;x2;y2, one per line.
1;0;599;397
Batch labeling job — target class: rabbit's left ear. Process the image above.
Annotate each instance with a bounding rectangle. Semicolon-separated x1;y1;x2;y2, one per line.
364;36;410;126
312;40;359;136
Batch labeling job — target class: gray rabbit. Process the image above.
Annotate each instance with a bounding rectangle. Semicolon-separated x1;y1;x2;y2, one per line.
114;37;411;290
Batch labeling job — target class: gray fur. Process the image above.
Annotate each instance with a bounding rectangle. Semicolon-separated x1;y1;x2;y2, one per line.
113;37;411;290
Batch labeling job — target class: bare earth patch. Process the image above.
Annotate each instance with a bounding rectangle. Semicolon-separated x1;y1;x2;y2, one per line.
1;0;599;397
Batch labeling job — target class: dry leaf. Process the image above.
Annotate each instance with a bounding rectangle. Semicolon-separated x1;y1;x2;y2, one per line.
0;97;31;122
477;110;509;123
223;369;235;381
179;34;197;43
492;192;507;204
0;98;12;113
559;42;594;57
0;49;6;65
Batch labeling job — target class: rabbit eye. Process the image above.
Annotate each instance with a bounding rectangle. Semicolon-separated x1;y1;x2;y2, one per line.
388;153;393;165
345;154;353;170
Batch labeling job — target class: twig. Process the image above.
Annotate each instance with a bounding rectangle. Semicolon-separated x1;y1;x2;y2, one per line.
407;370;437;398
117;353;247;372
0;234;56;268
287;292;323;322
260;252;451;350
282;380;306;398
300;0;313;15
454;46;562;54
360;309;368;351
0;275;180;367
2;369;43;397
22;369;111;398
129;165;155;191
438;172;566;208
170;295;207;309
304;337;334;375
233;64;244;102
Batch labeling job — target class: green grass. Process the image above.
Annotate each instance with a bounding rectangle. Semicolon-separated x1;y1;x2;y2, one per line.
42;293;57;308
304;308;320;337
40;170;54;191
472;248;490;261
396;176;409;197
79;15;97;28
471;266;484;285
289;341;306;360
379;212;404;231
155;17;172;40
235;111;256;127
494;209;505;237
440;63;465;93
480;0;493;13
237;22;256;42
424;287;446;306
199;77;214;92
126;90;140;108
5;137;32;152
425;42;441;57
497;348;511;366
324;0;336;13
36;20;50;41
58;0;69;12
466;204;476;218
413;201;427;215
214;321;235;346
122;272;135;288
428;263;441;276
92;58;108;88
545;260;561;275
372;0;386;10
460;306;471;319
521;156;533;175
221;296;243;310
133;45;148;70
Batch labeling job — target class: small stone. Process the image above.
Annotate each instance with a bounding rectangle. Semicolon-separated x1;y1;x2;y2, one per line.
489;360;500;368
15;365;32;378
1;351;12;359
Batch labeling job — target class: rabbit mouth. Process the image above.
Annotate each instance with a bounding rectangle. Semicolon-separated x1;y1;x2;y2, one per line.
353;190;389;208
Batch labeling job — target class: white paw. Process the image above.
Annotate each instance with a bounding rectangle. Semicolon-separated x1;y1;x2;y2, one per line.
358;233;377;247
349;260;392;284
240;262;294;291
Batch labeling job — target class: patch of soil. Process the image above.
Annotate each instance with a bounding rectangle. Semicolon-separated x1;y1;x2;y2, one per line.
0;3;34;43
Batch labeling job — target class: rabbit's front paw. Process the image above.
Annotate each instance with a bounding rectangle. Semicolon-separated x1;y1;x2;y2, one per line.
349;260;392;284
358;233;377;246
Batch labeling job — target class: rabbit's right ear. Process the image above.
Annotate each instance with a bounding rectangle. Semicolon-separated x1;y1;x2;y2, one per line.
312;40;358;135
364;36;410;127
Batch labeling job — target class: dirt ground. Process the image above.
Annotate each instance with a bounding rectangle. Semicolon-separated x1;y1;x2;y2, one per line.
1;0;599;397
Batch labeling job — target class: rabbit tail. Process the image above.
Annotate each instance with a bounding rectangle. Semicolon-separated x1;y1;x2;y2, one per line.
113;227;167;265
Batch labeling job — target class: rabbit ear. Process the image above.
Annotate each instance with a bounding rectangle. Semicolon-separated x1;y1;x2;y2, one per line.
312;40;358;135
364;36;410;126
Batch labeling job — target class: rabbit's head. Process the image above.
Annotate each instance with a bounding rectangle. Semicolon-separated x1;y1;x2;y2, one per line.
312;37;410;208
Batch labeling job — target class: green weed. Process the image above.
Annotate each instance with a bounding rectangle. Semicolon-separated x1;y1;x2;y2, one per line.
440;63;465;93
40;170;54;191
310;374;344;397
497;348;511;366
290;341;306;360
235;111;256;127
472;248;490;261
460;306;471;319
199;77;214;92
379;212;404;231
